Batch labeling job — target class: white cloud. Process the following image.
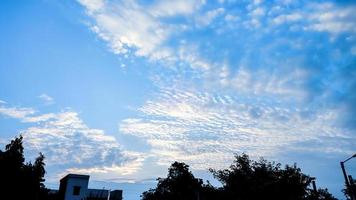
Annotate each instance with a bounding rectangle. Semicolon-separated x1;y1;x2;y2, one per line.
21;111;138;169
0;106;36;120
23;111;145;182
38;93;55;105
253;0;263;6
268;3;356;35
0;102;143;182
78;0;217;72
77;0;356;78
251;7;265;17
75;0;356;172
351;46;356;56
78;0;205;62
305;3;356;34
279;0;294;5
224;14;239;22
229;66;309;99
0;105;56;123
77;0;104;13
177;44;213;71
63;151;146;182
272;13;302;25
149;0;204;17
80;0;175;60
22;113;57;123
195;8;225;27
120;88;354;170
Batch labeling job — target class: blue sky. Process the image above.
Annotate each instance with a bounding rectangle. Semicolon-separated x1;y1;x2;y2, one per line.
0;0;355;199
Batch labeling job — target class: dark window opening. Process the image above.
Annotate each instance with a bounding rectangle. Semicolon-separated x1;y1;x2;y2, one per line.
73;186;81;196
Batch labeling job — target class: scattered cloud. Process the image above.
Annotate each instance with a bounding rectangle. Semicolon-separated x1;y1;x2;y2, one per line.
267;2;356;35
0;105;36;120
0;105;56;123
149;0;204;17
38;93;55;105
195;8;225;27
251;7;265;17
305;3;356;35
272;13;302;25
351;46;356;55
228;66;309;99
224;14;239;22
77;0;104;13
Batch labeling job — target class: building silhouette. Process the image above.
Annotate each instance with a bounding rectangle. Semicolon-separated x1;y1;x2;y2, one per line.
56;174;122;200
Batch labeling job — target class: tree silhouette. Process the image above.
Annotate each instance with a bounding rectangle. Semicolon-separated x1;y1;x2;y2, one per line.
141;162;207;200
142;153;337;200
306;188;338;200
211;153;337;200
0;135;49;200
343;178;356;200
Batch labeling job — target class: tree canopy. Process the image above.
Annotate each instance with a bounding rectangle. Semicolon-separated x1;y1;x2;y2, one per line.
0;135;49;200
142;153;337;200
211;153;337;200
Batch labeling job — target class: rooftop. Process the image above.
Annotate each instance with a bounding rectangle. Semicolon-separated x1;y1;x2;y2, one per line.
60;174;90;182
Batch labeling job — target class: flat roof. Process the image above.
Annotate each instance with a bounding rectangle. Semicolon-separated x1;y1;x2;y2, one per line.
60;174;90;182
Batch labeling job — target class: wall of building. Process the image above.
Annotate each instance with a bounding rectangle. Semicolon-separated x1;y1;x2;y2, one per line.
58;174;122;200
62;176;89;200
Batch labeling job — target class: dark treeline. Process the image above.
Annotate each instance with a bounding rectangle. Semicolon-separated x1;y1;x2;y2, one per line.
141;155;339;200
0;136;352;200
0;136;56;200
